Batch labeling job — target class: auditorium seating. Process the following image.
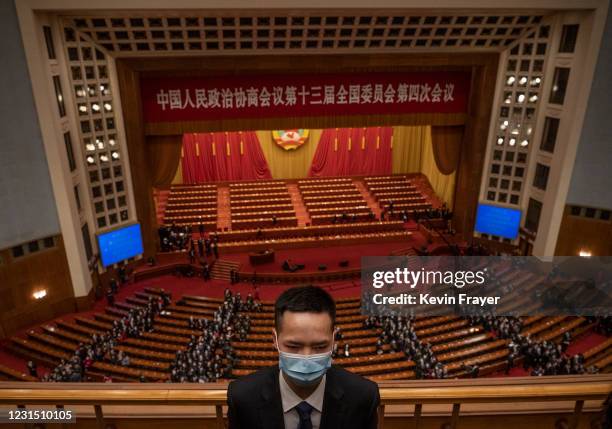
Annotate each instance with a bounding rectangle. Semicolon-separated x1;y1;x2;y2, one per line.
6;284;611;382
364;175;433;215
163;184;218;227
229;180;297;230
298;179;375;225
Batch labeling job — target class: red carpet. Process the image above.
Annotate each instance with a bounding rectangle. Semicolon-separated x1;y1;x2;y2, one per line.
222;240;422;273
566;331;608;356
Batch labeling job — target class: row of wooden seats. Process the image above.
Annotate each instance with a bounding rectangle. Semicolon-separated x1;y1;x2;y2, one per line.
384;202;431;212
231;216;298;230
534;318;586;342
164;207;217;216
165;199;217;208
240;308;362;322
373;191;427;201
245;328;376;343
229;197;293;207
164;213;217;224
233;344;392;359
415;319;470;338
215;221;405;243
307;208;372;218
521;316;567;337
232;209;296;220
446;348;509;373
309;214;377;225
175;291;361;306
230;180;286;188
250;322;364;334
91;361;168;381
231;203;294;212
368;183;417;193
171;183;217;189
0;363;37;382
302;198;365;209
378;196;427;206
231;335;381;351
364;175;408;182
437;339;509;363
421;326;486;345
238;351;408;370
181;296;360;312
302;192;362;203
168;189;217;197
232;359;413;378
231;191;289;201
298;177;353;185
231;188;288;197
43;325;90;344
431;333;492;353
299;183;357;192
221;230;410;252
166;194;217;202
593;354;612;372
301;188;359;197
584;338;612;364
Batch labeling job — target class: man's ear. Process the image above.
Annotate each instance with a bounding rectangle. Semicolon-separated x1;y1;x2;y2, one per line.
272;329;279;349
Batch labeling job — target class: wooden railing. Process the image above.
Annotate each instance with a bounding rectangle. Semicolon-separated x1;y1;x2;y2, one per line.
0;375;610;429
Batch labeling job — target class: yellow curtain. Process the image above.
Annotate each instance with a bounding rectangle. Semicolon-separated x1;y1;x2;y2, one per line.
391;126;427;173
172;161;183;184
392;125;456;207
256;130;322;179
147;135;182;188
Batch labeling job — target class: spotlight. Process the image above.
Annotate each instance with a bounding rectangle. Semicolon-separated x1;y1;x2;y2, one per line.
506;76;516;85
111;151;120;160
497;137;504;145
92;104;100;112
100;154;109;162
579;250;592;257
529;95;538;102
509;138;516;146
519;77;528;85
520;139;529;147
104;103;112;111
86;156;95;164
517;94;525;103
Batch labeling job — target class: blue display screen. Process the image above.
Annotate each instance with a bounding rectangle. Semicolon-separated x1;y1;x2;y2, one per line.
474;204;522;239
97;223;144;267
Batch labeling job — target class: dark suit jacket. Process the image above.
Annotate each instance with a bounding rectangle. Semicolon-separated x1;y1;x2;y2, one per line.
227;365;380;429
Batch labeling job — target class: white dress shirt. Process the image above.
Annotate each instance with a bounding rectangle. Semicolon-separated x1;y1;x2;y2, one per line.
279;372;326;429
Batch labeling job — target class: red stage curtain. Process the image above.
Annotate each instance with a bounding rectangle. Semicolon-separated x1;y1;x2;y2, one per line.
181;132;272;183
308;127;393;177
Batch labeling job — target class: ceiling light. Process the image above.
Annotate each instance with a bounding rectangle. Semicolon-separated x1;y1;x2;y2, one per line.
33;289;47;300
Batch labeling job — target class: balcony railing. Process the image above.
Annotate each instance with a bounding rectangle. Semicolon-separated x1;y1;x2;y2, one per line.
0;375;610;429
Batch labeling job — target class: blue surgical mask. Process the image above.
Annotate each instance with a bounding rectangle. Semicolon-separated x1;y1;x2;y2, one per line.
278;349;333;386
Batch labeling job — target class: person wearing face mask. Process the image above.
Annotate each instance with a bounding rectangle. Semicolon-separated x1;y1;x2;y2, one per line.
227;285;380;429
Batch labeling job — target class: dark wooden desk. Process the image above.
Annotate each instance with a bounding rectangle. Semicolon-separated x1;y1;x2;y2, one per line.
249;249;275;265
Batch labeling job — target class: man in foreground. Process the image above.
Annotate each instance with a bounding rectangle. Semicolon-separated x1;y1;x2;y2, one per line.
227;285;380;429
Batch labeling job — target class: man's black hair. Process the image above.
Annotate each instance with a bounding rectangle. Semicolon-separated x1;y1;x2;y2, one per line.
274;285;336;332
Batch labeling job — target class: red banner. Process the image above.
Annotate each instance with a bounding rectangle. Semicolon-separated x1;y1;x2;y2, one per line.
140;71;471;123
